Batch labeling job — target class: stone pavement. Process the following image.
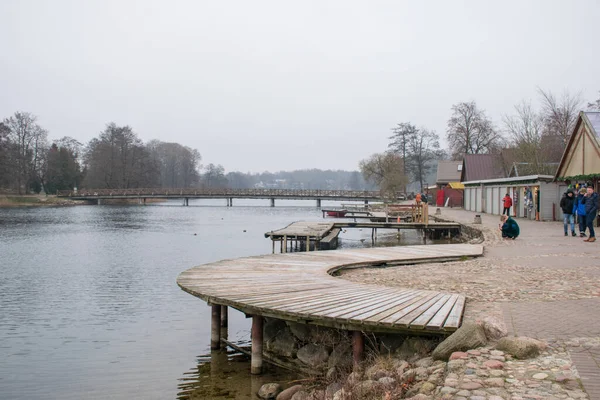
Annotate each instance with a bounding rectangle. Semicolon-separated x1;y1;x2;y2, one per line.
342;206;600;399
439;207;600;400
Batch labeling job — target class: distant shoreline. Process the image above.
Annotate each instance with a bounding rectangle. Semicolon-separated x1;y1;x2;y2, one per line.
0;195;165;208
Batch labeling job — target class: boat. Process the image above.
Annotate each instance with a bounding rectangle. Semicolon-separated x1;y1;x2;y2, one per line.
326;210;347;217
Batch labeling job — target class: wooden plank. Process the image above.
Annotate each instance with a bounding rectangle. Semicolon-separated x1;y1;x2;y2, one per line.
426;294;460;330
443;295;466;330
363;292;437;324
338;290;422;321
323;290;419;319
408;294;452;329
392;294;447;327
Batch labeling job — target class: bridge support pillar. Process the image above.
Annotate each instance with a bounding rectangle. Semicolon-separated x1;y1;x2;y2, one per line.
183;198;189;206
251;315;263;374
270;198;275;207
316;199;321;208
143;198;146;205
97;199;103;205
211;305;221;350
352;330;364;370
220;305;228;340
229;198;233;207
364;199;369;207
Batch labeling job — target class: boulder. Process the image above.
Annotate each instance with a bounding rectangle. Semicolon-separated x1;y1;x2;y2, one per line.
379;334;405;353
396;337;436;360
258;383;283;400
495;336;546;359
297;343;330;367
286;321;312;342
291;391;310;400
325;382;342;398
481;317;508;341
327;341;352;369
277;385;304;400
267;327;298;357
264;318;288;342
432;323;488;361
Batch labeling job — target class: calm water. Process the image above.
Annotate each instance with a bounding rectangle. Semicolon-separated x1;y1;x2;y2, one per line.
0;199;437;400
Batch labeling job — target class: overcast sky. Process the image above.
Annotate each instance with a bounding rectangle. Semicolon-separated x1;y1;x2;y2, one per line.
1;1;599;173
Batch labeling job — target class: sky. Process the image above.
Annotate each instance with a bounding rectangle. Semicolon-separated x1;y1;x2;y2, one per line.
1;0;599;173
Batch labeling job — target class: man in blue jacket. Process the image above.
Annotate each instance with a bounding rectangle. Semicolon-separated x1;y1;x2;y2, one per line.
575;188;587;237
583;186;599;243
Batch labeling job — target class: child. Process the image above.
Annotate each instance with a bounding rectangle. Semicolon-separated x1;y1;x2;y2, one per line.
499;215;520;239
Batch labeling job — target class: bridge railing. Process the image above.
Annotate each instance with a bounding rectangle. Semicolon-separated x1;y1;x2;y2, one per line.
57;188;384;199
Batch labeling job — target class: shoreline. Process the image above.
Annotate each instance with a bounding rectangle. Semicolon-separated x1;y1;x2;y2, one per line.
0;195;166;208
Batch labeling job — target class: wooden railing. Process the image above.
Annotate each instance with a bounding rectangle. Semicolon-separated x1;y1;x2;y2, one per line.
57;188;384;199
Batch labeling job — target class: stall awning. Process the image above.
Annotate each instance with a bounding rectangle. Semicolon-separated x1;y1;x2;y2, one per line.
448;182;464;189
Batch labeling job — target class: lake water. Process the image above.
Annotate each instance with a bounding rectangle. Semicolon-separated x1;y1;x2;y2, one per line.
0;199;443;399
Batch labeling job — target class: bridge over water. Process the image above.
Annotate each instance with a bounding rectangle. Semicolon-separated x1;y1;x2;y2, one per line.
56;188;384;207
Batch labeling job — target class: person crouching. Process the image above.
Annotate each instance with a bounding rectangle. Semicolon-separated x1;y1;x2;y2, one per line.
499;215;520;240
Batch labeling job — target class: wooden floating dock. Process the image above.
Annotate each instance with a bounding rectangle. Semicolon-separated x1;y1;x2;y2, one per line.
177;244;483;374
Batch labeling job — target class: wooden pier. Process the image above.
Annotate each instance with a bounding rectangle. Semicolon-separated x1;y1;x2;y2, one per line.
265;220;462;252
177;244;483;374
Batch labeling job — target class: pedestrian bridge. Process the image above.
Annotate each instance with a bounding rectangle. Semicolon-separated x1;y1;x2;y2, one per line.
56;188;384;206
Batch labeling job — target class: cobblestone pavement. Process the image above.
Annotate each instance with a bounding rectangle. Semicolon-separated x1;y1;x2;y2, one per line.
341;206;600;399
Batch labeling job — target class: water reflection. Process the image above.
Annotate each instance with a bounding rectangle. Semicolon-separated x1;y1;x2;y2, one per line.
177;347;299;400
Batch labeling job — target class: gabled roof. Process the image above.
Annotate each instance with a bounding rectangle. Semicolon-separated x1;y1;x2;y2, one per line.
436;160;463;184
460;154;506;182
554;111;600;180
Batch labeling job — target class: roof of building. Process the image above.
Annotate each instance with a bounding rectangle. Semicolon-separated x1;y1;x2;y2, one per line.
436;160;463;184
460;154;506;182
554;111;600;180
463;175;555;186
448;182;464;189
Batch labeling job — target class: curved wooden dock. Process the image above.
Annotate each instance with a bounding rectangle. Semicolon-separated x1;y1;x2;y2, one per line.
177;244;482;334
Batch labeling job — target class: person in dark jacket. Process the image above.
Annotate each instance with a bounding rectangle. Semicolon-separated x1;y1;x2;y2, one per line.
560;189;576;236
575;188;587;237
583;186;599;242
499;215;519;239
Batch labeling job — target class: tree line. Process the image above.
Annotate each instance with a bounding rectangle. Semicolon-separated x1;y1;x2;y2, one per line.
0;113;371;194
360;89;600;196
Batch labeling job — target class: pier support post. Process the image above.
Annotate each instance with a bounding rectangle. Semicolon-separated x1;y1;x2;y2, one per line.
270;198;275;207
306;236;310;252
220;305;228;328
143;198;146;205
283;235;287;253
251;315;264;374
229;198;233;207
352;331;364;370
316;199;321;208
97;198;103;205
211;305;221;350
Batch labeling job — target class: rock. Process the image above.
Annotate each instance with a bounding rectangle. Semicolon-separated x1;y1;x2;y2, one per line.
325;382;342;399
326;367;337;381
297;344;330;367
459;381;482;390
258;383;283;400
267;328;298;357
396;337;436;360
481;317;508;341
449;351;468;360
353;380;380;394
332;388;348;400
415;356;434;368
365;365;388;381
286;321;312;342
264;318;288;342
327;342;352;369
418;381;436;394
347;371;362;385
432;323;488;361
483;360;504;369
484;377;505;387
277;385;304;400
394;359;410;375
532;372;548;380
379;334;405;353
378;376;396;385
290;391;310;400
447;359;465;372
496;336;546;359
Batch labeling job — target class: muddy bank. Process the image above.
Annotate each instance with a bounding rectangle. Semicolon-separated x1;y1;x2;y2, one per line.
0;195;89;207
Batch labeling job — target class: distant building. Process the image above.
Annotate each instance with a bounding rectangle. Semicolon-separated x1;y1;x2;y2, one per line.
460;154;506;182
435;160;463;188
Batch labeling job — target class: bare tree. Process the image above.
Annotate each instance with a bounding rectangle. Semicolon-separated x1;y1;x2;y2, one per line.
406;128;441;191
588;91;600;111
3;112;48;193
359;152;408;200
503;101;557;175
446;101;503;160
538;88;582;144
202;163;227;188
146;140;201;188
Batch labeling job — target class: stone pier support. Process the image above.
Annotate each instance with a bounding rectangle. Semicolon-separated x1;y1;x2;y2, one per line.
211;305;221;350
251;315;263;374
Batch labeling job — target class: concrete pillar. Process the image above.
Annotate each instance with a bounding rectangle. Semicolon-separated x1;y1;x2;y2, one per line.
143;198;146;205
229;198;233;207
211;305;221;350
251;315;263;374
316;199;321;208
270;198;275;207
97;198;103;205
220;305;228;328
352;330;364;370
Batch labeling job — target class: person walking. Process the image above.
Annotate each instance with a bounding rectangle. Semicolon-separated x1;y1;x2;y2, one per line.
583;186;598;242
502;193;512;216
560;189;576;236
575;188;587;237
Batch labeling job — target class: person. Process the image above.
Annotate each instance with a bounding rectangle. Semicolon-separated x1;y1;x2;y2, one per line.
499;214;519;239
422;192;428;204
502;193;512;216
415;192;422;205
575;188;587;237
583;186;598;243
559;189;576;236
